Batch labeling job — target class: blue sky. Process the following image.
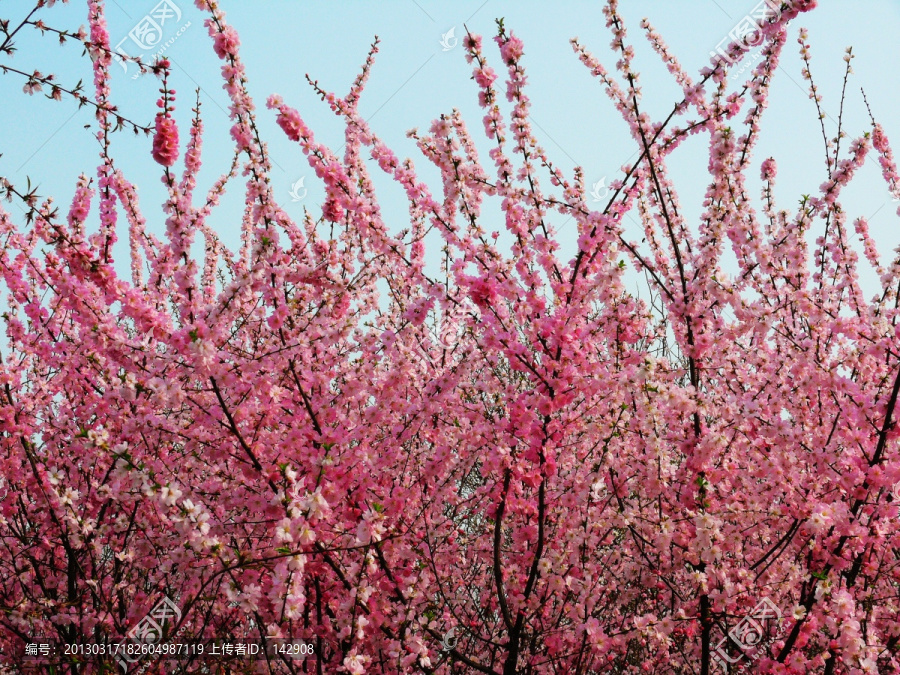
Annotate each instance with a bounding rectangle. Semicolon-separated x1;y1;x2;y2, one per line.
2;0;900;297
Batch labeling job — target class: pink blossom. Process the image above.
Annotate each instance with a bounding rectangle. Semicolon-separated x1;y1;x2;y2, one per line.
151;114;179;167
322;198;343;222
872;124;889;152
0;1;891;673
209;22;240;60
499;33;525;64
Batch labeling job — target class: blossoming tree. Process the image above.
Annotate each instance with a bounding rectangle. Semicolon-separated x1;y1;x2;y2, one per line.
1;0;900;673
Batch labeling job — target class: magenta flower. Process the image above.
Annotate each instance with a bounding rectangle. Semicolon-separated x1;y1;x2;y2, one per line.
210;22;240;60
151;113;179;167
322;197;344;222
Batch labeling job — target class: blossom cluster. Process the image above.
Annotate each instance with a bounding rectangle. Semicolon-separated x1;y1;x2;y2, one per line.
2;1;899;674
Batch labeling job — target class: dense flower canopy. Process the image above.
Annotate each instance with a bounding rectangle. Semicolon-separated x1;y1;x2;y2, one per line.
2;0;900;674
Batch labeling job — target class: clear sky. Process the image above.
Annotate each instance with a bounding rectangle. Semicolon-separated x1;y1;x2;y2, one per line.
2;0;900;298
